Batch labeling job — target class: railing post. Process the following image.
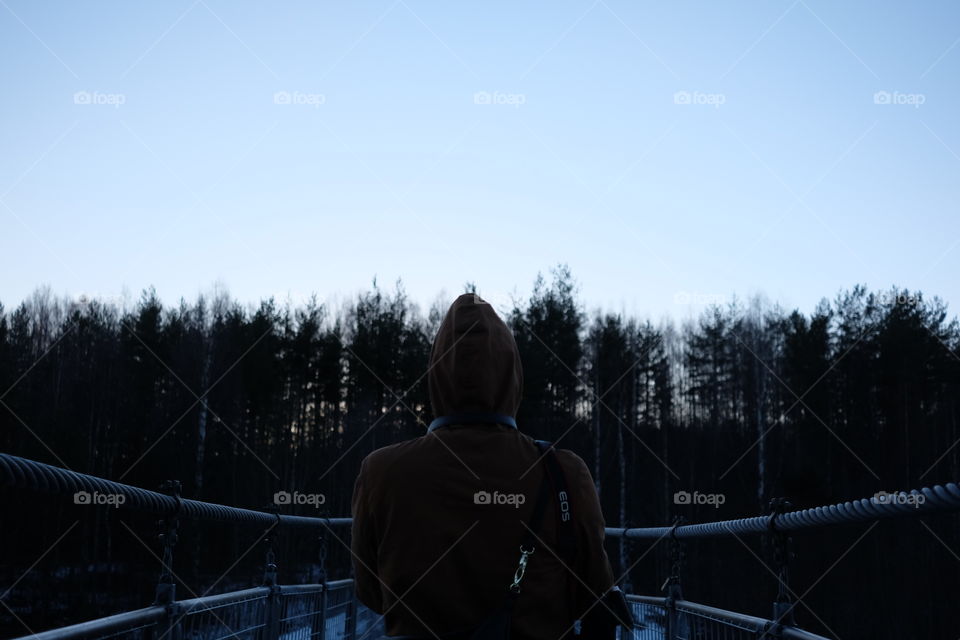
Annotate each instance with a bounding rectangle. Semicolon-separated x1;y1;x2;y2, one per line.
660;517;685;640
317;529;328;640
155;603;183;640
766;498;796;635
262;513;282;640
153;480;182;640
345;588;359;640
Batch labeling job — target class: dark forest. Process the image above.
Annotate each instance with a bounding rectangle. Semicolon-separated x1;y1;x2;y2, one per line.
1;265;958;639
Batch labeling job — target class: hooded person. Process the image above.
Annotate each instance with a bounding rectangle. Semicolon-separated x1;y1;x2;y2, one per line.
351;292;618;640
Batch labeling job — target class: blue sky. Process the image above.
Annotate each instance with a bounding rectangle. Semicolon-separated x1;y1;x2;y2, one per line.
2;0;958;321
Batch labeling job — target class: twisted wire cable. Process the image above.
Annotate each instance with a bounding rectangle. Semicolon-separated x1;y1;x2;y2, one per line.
608;482;960;539
0;453;351;529
3;452;957;537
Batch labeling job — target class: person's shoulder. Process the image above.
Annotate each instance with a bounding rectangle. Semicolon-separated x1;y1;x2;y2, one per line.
359;435;426;472
536;443;602;516
517;434;592;480
551;447;592;482
547;443;587;466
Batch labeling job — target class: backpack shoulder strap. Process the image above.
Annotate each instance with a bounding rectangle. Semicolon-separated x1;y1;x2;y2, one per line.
518;444;553;552
531;440;578;564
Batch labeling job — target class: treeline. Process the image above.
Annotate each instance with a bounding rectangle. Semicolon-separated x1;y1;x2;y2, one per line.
1;266;959;639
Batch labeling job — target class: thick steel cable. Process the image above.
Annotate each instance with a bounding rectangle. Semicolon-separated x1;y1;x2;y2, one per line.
608;482;960;539
0;453;351;529
3;452;957;537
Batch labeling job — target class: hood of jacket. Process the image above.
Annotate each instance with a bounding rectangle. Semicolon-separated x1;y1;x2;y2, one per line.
427;293;523;421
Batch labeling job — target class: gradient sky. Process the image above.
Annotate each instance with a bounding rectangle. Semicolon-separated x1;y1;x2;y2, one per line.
2;0;959;321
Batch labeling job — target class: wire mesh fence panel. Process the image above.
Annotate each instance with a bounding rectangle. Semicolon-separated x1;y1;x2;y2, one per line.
676;610;756;640
622;599;667;640
320;582;354;640
621;597;824;640
277;586;325;640
99;621;157;640
177;590;269;640
9;584;833;640
6;607;166;640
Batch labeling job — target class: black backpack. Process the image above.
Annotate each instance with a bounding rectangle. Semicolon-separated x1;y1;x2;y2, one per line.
399;437;633;640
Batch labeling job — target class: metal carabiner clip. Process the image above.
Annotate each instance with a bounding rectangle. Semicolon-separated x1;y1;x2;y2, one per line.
509;544;536;593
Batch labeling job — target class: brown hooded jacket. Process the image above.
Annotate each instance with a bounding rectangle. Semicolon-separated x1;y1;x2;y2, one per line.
351;293;615;640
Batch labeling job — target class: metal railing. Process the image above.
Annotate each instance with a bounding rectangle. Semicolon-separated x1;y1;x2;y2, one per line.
602;483;960;639
623;596;830;640
3;452;960;640
0;452;370;640
11;580;382;640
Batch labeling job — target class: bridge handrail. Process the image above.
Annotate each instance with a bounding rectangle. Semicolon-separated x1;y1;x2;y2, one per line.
9;453;954;640
626;596;828;640
3;452;958;538
0;453;351;529
11;604;167;640
606;482;960;539
7;581;364;640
